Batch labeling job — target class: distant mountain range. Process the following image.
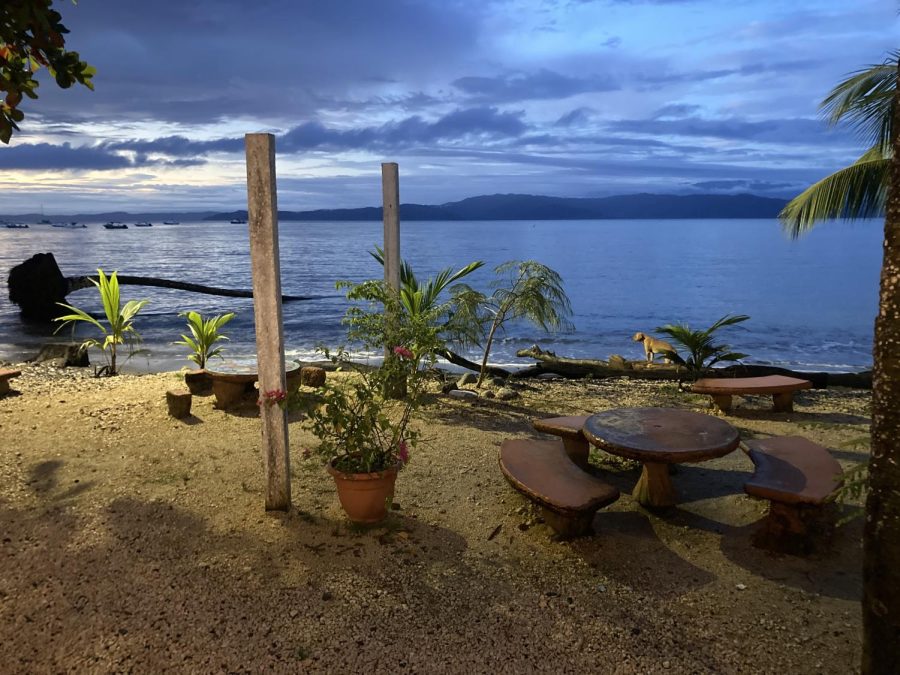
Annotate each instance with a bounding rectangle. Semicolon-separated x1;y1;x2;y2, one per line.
207;193;788;222
1;193;789;223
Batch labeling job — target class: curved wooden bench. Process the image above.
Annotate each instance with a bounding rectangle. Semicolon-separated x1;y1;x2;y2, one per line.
743;436;843;553
692;375;812;413
531;415;590;468
499;438;619;538
0;369;21;396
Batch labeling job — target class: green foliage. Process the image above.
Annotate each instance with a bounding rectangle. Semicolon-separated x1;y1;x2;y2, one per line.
831;461;868;525
451;260;573;386
779;50;896;236
655;314;749;381
370;247;485;349
54;269;148;375
1;1;95;143
263;280;442;474
173;310;235;369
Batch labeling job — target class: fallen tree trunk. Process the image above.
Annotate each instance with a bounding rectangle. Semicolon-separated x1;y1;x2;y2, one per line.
514;344;873;389
7;252;314;322
439;349;512;377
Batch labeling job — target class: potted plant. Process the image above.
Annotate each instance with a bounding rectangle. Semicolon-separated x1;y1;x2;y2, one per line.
173;310;235;394
262;281;442;523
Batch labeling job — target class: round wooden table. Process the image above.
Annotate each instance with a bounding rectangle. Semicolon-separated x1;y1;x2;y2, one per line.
583;407;740;508
207;363;301;409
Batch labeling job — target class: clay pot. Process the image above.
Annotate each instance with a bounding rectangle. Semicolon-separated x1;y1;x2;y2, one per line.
326;459;399;523
184;369;212;395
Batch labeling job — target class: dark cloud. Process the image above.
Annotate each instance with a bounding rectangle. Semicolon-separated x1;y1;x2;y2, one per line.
555;107;595;126
607;116;854;145
652;104;701;119
0;142;206;170
453;69;619;103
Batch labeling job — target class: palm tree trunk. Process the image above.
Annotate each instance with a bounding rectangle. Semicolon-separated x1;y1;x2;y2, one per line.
477;317;502;387
863;61;900;674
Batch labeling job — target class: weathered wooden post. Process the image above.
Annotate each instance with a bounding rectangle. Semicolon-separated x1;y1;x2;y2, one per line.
381;163;406;397
245;133;291;511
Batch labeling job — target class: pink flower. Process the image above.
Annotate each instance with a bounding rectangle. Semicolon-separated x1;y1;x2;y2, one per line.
397;439;410;465
393;345;414;360
260;388;287;406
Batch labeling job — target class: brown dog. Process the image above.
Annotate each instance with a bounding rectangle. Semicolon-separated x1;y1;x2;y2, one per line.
632;332;675;363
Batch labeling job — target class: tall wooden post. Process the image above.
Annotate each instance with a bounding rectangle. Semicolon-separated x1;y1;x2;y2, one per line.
245;133;291;511
381;163;405;397
382;162;401;296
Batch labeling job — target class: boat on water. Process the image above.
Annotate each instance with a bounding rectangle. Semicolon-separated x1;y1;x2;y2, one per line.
163;220;179;225
134;222;153;227
4;222;29;229
103;222;128;230
230;218;247;224
51;222;86;229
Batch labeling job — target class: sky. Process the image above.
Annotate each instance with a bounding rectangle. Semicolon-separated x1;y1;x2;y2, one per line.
0;0;897;214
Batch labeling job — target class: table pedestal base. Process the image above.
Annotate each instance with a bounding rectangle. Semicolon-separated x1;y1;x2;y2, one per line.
212;379;248;409
632;462;677;508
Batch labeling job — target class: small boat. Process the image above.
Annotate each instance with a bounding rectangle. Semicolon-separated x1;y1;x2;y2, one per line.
52;222;86;229
134;222;153;227
103;222;128;230
230;218;247;224
4;222;29;229
163;220;179;225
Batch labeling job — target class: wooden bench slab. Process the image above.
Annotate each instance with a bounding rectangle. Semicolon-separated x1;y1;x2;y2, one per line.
692;375;812;412
743;436;843;553
531;415;590;468
499;438;619;537
0;369;21;395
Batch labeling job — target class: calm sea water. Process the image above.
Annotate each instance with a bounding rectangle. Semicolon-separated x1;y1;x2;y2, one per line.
0;218;883;373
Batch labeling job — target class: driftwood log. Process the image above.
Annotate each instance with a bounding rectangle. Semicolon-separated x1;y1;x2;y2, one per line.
514;344;872;389
7;252;316;321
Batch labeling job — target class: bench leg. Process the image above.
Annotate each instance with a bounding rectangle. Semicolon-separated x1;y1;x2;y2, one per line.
752;501;835;554
772;392;794;413
710;394;732;413
561;437;590;470
541;507;595;538
632;462;678;508
0;379;9;396
212;380;247;409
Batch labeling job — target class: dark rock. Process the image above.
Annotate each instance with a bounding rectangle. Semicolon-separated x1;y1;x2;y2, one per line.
457;373;478;387
184;369;212;395
7;253;69;322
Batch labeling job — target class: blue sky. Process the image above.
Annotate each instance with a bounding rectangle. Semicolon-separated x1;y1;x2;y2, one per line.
0;0;897;213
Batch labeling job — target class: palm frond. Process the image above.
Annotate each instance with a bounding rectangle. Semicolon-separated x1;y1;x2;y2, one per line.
779;147;890;237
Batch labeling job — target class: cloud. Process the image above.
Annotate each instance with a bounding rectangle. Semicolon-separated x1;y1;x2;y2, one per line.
606;115;853;145
555;107;595;127
452;69;619;103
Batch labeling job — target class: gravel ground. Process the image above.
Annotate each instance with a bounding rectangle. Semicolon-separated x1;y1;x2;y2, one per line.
0;363;869;673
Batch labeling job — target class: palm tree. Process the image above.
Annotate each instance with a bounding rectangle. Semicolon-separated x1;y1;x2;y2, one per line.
452;260;573;386
655;314;749;382
780;50;896;237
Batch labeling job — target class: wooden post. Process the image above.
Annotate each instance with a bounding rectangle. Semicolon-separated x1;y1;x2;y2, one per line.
245;133;291;511
381;163;405;397
382;163;401;296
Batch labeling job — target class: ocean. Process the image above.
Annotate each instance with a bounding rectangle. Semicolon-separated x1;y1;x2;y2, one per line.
0;218;883;373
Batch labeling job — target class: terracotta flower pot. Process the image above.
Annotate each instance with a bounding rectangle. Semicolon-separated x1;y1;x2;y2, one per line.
326;459;399;524
184;369;212;395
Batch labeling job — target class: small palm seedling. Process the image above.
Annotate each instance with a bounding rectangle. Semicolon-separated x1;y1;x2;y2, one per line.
54;269;149;376
174;310;236;369
654;314;750;382
452;260;574;386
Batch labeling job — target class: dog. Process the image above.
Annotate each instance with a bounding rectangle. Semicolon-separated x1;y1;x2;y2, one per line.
632;332;675;363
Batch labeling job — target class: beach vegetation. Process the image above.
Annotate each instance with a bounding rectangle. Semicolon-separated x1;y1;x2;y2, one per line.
0;0;95;143
53;269;148;376
780;50;896;236
654;314;750;381
262;281;441;474
450;260;573;386
173;310;236;369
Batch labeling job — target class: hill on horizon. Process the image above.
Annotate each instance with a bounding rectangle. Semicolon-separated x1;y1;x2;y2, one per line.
207;192;788;222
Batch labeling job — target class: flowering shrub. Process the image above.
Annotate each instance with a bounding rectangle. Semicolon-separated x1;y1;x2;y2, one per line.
262;280;443;475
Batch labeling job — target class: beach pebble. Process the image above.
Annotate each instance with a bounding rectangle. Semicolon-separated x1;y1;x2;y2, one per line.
449;389;478;400
497;388;519;400
457;373;477;387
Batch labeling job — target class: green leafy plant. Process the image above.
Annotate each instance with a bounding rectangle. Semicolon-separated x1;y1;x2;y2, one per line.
780;50;896;236
654;314;750;381
54;269;148;376
262;281;442;474
451;260;573;386
173;310;236;369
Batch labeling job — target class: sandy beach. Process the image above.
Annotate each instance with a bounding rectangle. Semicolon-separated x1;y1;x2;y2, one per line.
0;363;869;673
